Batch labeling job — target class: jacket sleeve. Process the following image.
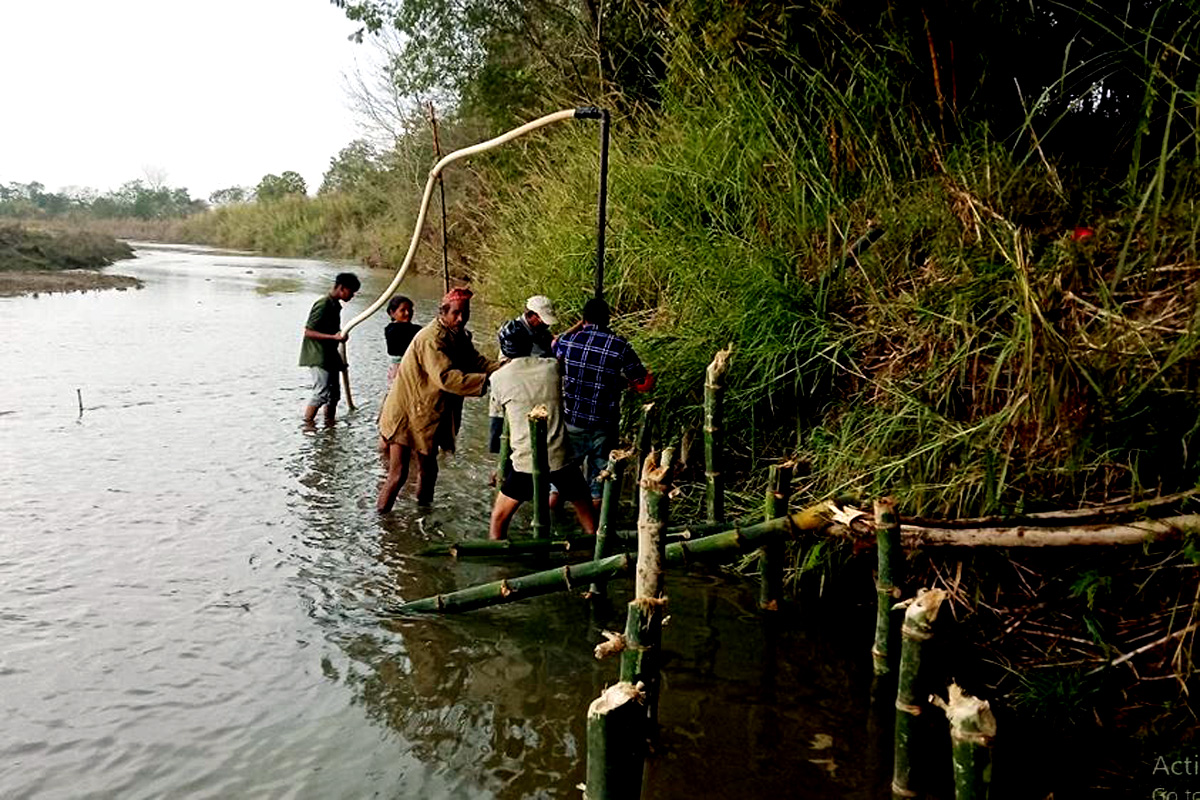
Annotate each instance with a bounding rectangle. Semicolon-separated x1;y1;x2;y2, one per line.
423;338;490;396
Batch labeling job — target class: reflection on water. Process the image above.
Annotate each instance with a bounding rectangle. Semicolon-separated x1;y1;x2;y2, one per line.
0;244;887;798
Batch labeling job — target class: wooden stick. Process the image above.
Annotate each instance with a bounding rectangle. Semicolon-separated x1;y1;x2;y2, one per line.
428;100;450;293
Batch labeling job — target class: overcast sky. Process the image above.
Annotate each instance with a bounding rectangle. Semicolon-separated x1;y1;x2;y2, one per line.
0;0;368;200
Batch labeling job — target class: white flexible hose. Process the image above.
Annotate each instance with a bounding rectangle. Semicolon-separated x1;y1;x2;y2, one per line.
341;108;579;335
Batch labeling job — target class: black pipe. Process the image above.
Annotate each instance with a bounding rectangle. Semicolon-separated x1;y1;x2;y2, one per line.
574;107;610;300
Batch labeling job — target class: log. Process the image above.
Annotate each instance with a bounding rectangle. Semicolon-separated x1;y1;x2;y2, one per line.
873;497;904;675
759;462;793;611
893;588;947;799
932;684;996;800
704;347;732;523
529;405;550;539
585;682;645;800
390;514;802;614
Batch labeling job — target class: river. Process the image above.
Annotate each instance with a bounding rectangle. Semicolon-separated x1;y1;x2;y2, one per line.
0;244;887;799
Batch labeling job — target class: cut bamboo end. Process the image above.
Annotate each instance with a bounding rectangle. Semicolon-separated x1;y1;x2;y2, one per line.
528;404;549;421
902;588;948;633
705;346;733;383
587;681;645;718
934;684;997;743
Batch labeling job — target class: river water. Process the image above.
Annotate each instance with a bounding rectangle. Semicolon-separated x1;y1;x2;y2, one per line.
0;244;887;799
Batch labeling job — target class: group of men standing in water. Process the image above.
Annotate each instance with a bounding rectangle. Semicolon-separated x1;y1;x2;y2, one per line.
299;273;653;539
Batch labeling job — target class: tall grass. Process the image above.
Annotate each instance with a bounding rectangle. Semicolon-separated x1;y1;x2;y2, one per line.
478;14;1200;518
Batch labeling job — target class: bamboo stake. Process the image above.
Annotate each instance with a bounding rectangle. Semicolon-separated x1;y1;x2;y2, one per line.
634;402;656;513
931;684;996;800
427;100;450;293
585;681;645;800
338;341;355;410
590;449;631;596
529;405;550;539
390;514;802;614
704;347;732;524
873;497;904;675
893;588;947;800
759;461;793;611
496;415;512;494
621;451;672;724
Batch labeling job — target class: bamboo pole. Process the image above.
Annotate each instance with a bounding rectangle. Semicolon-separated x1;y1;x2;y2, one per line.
496;415;512;494
634;402;656;512
893;588;947;800
427;100;451;294
873;497;905;675
759;461;794;611
390;514;802;614
419;537;597;558
529;405;550;539
338;341;355;411
620;451;672;723
585;681;645;800
932;684;996;800
590;449;631;596
704;347;732;524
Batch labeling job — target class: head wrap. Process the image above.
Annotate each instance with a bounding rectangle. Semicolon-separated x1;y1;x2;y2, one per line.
441;287;473;307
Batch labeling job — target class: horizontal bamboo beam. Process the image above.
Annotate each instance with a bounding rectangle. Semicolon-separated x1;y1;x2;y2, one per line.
901;514;1196;546
390;514;805;614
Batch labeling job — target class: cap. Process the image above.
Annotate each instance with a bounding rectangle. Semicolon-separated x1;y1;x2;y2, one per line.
525;295;557;325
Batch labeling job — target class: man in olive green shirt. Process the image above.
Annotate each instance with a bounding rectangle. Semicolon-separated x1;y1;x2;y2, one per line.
299;272;360;425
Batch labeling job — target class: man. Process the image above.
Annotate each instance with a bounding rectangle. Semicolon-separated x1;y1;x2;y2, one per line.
377;287;501;511
497;294;556;358
490;294;557;457
299;272;360;426
488;354;597;540
553;297;655;501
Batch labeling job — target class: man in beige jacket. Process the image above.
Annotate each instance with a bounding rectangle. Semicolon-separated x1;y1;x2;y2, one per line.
377;287;501;512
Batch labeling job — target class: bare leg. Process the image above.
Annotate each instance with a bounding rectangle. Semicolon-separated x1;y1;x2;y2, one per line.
303;405;318;425
489;493;522;540
570;497;599;536
376;442;411;513
415;451;439;506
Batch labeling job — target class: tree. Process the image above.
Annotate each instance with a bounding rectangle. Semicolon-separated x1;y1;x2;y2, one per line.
209;186;248;206
256;171;307;202
320;140;379;194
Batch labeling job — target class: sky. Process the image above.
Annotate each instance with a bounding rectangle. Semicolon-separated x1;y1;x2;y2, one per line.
0;0;370;200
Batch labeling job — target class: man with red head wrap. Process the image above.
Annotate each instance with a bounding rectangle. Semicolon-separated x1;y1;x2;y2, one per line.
377;287;502;511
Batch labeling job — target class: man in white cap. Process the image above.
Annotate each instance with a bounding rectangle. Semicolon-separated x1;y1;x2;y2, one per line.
497;295;557;359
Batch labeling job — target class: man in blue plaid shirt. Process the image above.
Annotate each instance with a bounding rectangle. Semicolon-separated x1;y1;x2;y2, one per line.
553;297;655;501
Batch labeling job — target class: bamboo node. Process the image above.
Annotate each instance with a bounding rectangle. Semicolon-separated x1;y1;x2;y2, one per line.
901;623;934;641
890;781;918;798
594;630;627;659
895;700;923;716
562;566;574;591
499;580;513;598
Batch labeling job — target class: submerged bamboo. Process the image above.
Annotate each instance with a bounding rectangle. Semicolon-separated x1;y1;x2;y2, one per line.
893;588;947;800
390;514;801;614
590;449;631;596
932;684;996;800
704;347;732;524
585;681;645;800
418;537;596;558
873;497;904;675
759;461;793;611
529;405;550;539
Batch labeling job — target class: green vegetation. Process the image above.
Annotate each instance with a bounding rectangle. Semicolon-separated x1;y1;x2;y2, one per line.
0;224;133;272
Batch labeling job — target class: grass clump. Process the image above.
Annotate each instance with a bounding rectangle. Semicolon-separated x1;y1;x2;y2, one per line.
0;223;134;272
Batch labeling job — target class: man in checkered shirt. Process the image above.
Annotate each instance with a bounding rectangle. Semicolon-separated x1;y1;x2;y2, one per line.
553;297;655;502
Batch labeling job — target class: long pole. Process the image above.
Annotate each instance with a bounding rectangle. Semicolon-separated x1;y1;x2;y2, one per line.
428;101;450;293
530;406;551;539
594;109;610;299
